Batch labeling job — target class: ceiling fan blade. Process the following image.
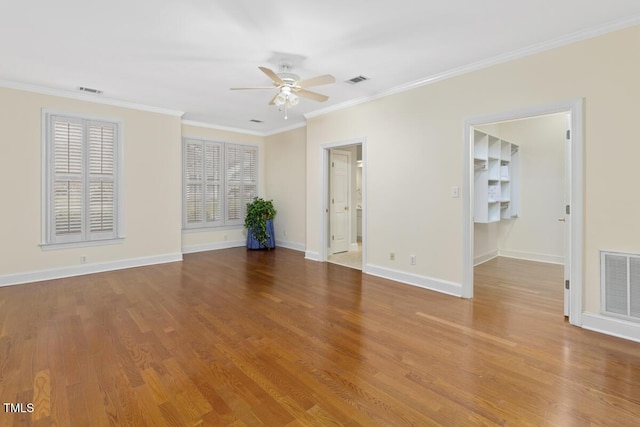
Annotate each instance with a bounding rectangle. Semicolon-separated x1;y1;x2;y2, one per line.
259;66;284;85
268;92;279;105
230;87;275;90
296;89;329;102
298;74;335;88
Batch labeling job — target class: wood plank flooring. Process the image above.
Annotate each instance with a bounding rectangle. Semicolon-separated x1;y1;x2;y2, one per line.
0;249;639;426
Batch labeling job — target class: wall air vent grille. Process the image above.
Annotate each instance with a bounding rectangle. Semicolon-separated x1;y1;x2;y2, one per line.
601;251;640;321
79;86;103;94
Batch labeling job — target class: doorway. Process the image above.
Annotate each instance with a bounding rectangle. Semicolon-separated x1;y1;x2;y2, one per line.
463;99;583;326
321;139;366;270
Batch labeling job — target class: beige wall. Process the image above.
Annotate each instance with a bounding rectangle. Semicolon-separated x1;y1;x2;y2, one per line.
180;123;265;251
265;126;307;249
495;113;566;262
0;86;182;278
306;25;640;314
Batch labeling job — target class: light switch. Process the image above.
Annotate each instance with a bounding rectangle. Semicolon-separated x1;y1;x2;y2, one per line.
451;186;460;198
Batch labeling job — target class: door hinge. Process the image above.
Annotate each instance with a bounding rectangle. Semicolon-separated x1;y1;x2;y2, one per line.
332;198;334;204
332;161;335;167
565;279;570;290
332;235;334;241
566;129;571;140
566;205;570;215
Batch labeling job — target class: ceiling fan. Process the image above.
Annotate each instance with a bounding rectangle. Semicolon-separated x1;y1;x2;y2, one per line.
230;65;335;119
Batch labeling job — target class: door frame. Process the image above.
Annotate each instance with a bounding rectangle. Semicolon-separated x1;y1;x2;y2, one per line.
462;98;583;327
320;137;367;269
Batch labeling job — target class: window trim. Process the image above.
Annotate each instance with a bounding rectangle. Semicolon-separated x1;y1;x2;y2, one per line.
182;137;259;230
41;109;125;249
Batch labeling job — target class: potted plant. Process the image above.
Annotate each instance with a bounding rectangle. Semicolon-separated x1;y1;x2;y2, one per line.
244;197;277;249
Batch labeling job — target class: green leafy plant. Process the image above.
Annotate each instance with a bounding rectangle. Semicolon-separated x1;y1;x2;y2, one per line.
244;197;277;248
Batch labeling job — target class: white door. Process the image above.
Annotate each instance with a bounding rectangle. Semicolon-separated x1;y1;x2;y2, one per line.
562;125;571;317
330;150;351;254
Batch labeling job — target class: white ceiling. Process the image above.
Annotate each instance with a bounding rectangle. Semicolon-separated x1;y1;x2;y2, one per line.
2;1;640;134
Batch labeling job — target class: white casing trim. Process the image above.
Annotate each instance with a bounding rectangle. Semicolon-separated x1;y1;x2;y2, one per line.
304;251;321;261
0;253;183;287
182;240;305;254
463;97;584;329
305;15;640;122
275;240;306;252
474;250;499;266
582;312;640;343
181;119;306;138
497;250;564;265
182;240;245;254
0;79;184;117
365;264;462;297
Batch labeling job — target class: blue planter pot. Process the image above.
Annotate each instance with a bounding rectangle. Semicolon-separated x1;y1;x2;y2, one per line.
247;219;275;249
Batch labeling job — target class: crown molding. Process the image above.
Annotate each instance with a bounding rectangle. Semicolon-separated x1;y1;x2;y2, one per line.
181;119;266;136
182;119;306;137
306;15;640;120
0;79;185;117
263;121;306;136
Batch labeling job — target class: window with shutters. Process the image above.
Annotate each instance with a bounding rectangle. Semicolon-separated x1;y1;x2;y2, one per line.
42;112;122;247
183;138;258;229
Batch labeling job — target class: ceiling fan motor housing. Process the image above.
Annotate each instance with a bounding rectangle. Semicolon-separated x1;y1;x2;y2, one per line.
278;73;299;87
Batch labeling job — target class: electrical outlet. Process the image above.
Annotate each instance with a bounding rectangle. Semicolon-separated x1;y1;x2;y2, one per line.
410;255;416;265
81;255;88;264
224;234;228;241
451;186;460;198
283;229;287;237
390;252;395;261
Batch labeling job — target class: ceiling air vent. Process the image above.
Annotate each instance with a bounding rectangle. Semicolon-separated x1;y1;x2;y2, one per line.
79;86;103;95
250;119;264;123
346;75;369;84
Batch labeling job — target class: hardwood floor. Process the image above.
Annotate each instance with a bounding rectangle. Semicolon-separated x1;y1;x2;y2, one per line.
1;250;639;426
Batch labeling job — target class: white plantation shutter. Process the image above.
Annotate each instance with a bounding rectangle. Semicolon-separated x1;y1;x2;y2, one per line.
243;147;258;204
183;140;223;228
205;143;222;223
183;139;258;228
45;113;120;245
52;118;84;241
184;141;204;225
88;122;116;237
226;145;242;224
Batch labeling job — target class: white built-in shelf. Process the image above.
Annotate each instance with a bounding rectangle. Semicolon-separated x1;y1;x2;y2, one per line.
474;130;520;223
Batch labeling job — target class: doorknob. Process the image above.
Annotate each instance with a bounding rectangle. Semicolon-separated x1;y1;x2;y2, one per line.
558;217;566;222
344;206;349;211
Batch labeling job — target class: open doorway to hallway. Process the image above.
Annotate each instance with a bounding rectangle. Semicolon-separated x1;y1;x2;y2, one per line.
324;142;364;270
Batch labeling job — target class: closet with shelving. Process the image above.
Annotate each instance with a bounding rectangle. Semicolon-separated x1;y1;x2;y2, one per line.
474;130;519;223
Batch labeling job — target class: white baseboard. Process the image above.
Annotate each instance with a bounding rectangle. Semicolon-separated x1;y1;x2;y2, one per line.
275;240;305;252
498;249;564;265
0;253;183;287
305;251;321;261
365;264;462;297
581;312;640;343
474;250;498;266
182;240;245;254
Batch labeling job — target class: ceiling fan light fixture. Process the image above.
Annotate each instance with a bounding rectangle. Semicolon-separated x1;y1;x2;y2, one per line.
274;92;287;106
287;92;299;106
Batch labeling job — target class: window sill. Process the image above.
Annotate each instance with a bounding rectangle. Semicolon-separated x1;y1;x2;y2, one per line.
40;237;125;251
